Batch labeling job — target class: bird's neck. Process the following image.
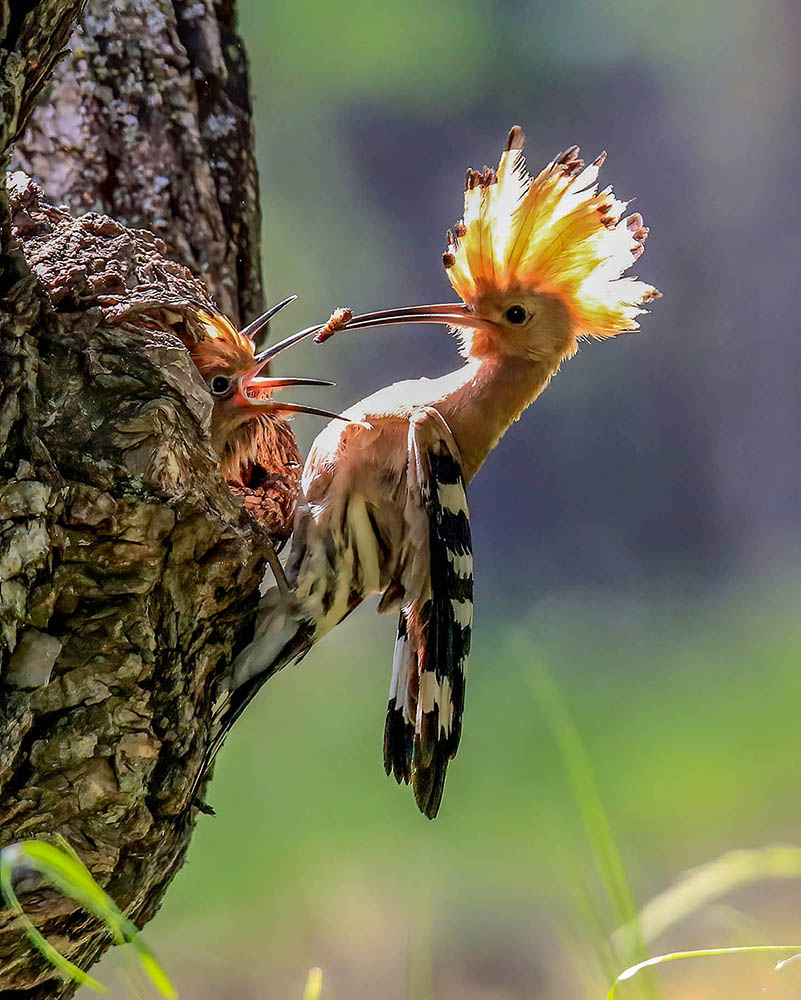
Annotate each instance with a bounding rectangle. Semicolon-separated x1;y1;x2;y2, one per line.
217;416;282;485
437;350;563;483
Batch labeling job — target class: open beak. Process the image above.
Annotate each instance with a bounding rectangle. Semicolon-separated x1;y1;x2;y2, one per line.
239;296;344;419
235;374;347;423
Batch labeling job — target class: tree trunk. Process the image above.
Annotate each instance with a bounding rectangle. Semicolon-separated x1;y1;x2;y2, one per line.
0;2;293;994
14;0;264;327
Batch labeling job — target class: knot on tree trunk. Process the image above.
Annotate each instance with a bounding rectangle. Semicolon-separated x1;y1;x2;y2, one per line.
0;175;297;993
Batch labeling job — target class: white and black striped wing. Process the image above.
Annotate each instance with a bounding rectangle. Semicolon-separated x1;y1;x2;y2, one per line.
383;407;473;819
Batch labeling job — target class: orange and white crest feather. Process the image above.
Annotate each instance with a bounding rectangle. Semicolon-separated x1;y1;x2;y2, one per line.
443;126;660;338
190;308;257;378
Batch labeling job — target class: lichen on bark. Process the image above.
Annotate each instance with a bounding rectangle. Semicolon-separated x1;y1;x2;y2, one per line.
15;0;264;326
1;1;290;993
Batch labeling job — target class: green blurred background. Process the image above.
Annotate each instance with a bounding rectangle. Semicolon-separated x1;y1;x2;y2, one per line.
92;0;801;996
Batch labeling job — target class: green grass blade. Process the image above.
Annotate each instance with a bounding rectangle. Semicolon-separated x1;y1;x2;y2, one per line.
136;949;178;999
22;840;175;997
302;967;323;1000
0;840;176;998
0;847;107;993
529;667;639;932
613;845;801;953
528;662;658;999
607;945;801;999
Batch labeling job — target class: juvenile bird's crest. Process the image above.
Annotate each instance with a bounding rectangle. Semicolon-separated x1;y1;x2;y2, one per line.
443;126;660;338
190;308;258;381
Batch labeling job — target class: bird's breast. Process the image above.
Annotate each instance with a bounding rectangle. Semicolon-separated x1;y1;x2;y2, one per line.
303;413;409;501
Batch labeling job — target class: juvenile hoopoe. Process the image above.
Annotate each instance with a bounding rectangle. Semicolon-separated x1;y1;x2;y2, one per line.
177;296;348;588
182;294;344;482
206;127;660;818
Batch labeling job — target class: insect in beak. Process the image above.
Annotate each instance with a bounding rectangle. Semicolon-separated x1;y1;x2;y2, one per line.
239;299;483;422
248;299;475;375
230;296;345;421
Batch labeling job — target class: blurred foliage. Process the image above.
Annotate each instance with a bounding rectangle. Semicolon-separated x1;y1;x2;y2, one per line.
614;846;801;954
114;580;801;999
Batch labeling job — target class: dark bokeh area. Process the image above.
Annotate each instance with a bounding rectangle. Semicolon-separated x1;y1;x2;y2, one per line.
85;1;801;998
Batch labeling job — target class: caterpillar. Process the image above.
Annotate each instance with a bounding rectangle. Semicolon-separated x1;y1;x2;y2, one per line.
314;306;353;344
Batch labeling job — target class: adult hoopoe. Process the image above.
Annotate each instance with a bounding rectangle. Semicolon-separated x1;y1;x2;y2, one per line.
207;126;660;818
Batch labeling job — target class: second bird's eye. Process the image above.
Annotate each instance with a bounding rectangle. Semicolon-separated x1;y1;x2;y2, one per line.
210;375;232;396
505;304;528;325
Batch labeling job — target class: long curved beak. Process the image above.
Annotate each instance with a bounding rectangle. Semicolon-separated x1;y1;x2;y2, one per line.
237;375;347;422
335;302;488;333
263;401;350;422
251;303;484;370
240;294;298;341
240;302;481;417
251;321;329;368
250;376;335;391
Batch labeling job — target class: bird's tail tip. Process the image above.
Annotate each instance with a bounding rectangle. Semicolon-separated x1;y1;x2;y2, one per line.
383;697;459;820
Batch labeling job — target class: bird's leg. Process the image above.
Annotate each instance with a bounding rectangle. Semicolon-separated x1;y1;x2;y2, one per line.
264;537;291;597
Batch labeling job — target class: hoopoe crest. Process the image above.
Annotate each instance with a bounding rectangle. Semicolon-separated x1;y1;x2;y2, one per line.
444;126;659;350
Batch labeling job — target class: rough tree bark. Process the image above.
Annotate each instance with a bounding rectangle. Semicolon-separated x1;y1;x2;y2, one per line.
14;0;264;326
0;1;295;994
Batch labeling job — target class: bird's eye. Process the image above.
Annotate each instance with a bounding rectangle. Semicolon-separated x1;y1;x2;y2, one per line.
209;375;232;396
505;304;528;325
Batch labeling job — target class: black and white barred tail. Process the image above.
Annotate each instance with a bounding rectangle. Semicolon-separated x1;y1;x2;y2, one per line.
383;408;473;819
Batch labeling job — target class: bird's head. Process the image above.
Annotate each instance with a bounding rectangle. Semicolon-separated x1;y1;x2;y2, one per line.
186;295;341;480
329;127;659;364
